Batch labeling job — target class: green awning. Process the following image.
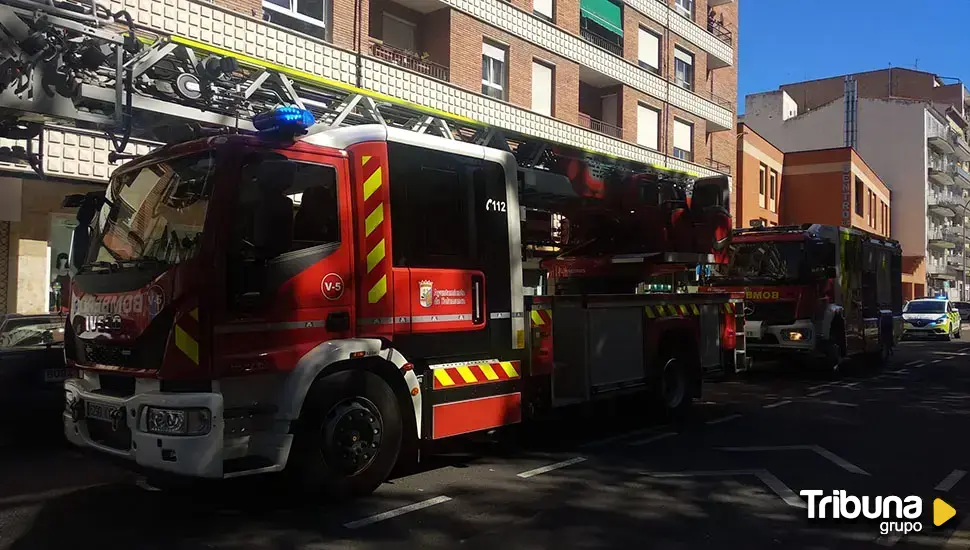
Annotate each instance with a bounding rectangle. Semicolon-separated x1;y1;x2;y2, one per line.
581;0;623;37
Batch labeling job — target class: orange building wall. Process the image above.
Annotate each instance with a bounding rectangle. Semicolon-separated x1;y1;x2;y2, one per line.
736;123;784;228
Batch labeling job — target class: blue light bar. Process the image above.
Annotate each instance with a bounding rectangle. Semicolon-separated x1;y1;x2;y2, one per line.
252;106;315;135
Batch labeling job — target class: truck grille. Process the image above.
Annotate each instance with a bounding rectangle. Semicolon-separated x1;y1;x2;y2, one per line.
83;343;135;367
745;301;797;325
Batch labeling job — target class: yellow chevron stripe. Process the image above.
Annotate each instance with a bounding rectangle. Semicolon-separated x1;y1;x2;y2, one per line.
174;326;199;365
455;366;477;383
365;204;384;237
644;306;656;319
531;310;545;326
679;304;688;316
500;361;519;378
366;239;386;273
189;308;199;321
724;303;732;313
363;167;382;200
362;155;371;166
433;368;455;387
479;363;500;380
691;304;700;315
368;275;387;304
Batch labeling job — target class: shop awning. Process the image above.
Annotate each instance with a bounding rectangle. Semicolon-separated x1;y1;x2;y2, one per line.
581;0;623;37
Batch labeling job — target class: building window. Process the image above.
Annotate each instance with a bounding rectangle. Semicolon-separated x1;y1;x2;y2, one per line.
673;47;694;91
636;103;660;150
869;191;876;227
672;118;693;161
531;60;554;117
382;13;416;52
534;0;554;20
854;177;864;216
758;164;766;208
769;169;778;213
637;27;660;74
482;41;508;100
262;0;328;39
674;0;693;18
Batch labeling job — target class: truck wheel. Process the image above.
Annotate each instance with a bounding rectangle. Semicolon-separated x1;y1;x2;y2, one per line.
822;338;844;376
288;370;403;499
654;351;692;419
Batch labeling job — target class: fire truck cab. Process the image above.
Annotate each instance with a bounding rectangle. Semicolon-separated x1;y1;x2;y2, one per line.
62;107;740;497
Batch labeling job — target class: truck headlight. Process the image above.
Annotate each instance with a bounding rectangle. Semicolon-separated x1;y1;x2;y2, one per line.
144;407;211;436
782;329;811;342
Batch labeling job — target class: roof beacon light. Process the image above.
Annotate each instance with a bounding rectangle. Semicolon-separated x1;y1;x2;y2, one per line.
252;106;315;136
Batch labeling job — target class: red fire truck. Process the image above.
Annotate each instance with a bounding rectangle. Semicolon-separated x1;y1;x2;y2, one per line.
700;224;903;373
62;107;743;497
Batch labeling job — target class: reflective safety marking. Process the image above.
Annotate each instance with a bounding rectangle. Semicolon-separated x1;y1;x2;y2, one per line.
368;275;388;304
364;205;384;237
644;303;713;318
531;310;544;326
363;167;383;200
174;326;199;364
691;304;700;315
366;239;386;273
189;308;199;321
361;155;371;166
432;360;522;389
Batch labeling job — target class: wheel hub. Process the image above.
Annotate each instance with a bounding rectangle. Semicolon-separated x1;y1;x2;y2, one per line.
323;398;383;476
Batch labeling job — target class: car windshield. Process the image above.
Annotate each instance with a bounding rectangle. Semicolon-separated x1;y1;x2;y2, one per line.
87;150;216;268
706;240;806;283
904;301;947;314
0;318;65;349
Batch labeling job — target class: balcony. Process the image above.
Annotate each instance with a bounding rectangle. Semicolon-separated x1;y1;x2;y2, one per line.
707;0;735;5
929;230;956;249
579;112;622;139
952;134;970;162
927;262;950;276
580;24;624;58
930;167;955;186
954;165;970;189
707;19;733;46
929;190;961;207
669;76;733;110
370;43;449;81
930;134;956;155
945;226;967;244
705;158;732;174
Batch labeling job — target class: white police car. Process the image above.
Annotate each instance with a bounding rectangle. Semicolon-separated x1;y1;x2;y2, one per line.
902;297;962;340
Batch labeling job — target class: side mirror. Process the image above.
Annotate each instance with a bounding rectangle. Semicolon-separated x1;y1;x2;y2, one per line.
70;224;90;269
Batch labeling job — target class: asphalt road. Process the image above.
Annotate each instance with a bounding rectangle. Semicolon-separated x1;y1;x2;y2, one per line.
2;337;970;550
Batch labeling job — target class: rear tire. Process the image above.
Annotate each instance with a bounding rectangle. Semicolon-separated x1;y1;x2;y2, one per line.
286;370;403;500
653;349;694;421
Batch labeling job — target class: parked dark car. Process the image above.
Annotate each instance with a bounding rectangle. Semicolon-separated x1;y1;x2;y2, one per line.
0;314;72;434
954;302;970;322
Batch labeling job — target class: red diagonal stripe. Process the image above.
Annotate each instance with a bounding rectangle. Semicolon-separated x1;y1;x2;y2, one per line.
492;363;510;381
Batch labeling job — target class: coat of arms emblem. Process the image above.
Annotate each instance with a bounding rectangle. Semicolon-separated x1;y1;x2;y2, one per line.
418;280;434;308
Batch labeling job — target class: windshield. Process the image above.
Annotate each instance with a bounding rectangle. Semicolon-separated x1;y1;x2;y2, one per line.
0;318;65;349
87;151;216;268
904;300;947;314
706;240;806;283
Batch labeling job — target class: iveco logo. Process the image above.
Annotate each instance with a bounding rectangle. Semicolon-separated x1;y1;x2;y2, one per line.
86;314;123;333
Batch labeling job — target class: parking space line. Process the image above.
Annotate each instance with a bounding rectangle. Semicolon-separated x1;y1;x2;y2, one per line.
579;427;661;449
807;389;831;397
763;400;792;409
931;359;942;364
645;469;806;509
343;496;452;529
936;469;966;492
517;457;587;479
718;445;870;475
629;432;677;446
813;400;859;408
807;382;836;391
706;414;742;425
905;360;923;366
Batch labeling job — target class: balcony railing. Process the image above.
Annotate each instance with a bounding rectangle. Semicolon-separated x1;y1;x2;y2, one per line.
927;262;949;275
954;165;970;188
705;158;732;174
944;226;966;243
669;76;733;109
580;27;623;58
371;42;450;82
707;19;733;45
952;133;970;162
578;113;622;139
929;191;961;207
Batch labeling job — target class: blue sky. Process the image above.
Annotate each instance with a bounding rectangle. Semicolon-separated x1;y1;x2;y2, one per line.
738;0;969;114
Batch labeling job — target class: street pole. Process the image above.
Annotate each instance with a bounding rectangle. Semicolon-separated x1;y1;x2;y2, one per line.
963;199;969;301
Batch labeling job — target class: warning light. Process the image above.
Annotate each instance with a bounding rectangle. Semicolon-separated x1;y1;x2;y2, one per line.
252;106;315;135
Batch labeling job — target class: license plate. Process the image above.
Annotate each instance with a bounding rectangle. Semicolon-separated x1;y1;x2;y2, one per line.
43;368;75;382
86;401;120;423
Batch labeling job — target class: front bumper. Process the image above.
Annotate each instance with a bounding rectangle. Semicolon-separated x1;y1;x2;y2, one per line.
903;322;950;337
64;377;292;479
744;320;817;358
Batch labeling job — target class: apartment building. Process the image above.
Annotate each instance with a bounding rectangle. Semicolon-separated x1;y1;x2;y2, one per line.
743;69;970;300
0;0;739;314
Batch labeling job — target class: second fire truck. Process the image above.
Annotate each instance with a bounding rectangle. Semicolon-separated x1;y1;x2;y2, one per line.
60;107;743;497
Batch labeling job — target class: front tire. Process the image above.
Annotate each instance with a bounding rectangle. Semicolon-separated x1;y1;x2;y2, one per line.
287;370;403;499
653;350;694;420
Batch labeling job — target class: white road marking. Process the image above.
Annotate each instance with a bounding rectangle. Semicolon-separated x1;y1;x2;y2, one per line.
645;469;806;509
763;400;792;409
936;469;967;492
344;496;452;529
807;382;836;391
629;432;677;446
905;360;923;366
706;414;742;425
807;389;831;397
873;386;905;391
812;400;859;408
717;445;870;476
580;427;661;449
932;359;942;364
517;457;587;479
840;381;860;389
887;369;909;374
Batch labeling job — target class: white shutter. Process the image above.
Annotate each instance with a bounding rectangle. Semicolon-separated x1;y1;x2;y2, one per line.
534;0;553;19
531;62;553;116
637;104;659;150
674;47;693;66
482;42;506;62
637;28;659;70
673;119;692;152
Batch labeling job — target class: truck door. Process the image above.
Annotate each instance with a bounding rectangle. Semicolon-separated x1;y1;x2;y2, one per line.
214;149;355;376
